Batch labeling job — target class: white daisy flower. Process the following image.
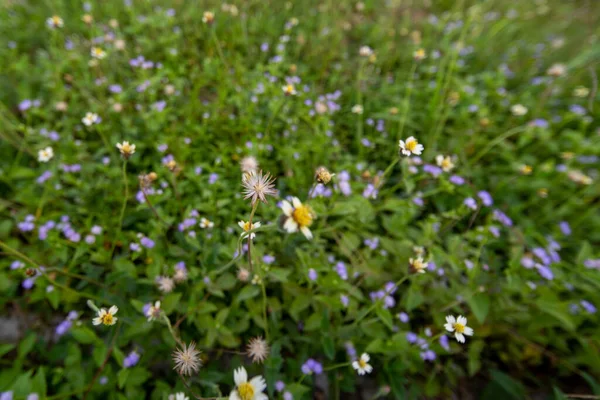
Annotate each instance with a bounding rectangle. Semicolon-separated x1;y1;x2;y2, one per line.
444;315;474;343
351;104;363;114
282;84;297;96
359;46;373;57
281;197;315;240
547;63;566;77
202;11;215;24
399;136;424;156
90;47;106;59
510;104;528;116
38;146;54;163
352;353;373;375
409;257;427;274
116;141;136;158
229;366;267;400
92;305;118;326
435;155;455;172
46;15;64;29
238;220;261;240
200;217;214;229
82;112;100;126
146;301;161;321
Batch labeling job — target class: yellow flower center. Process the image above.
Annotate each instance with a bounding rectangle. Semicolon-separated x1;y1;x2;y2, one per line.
243;222;253;231
292;205;313;228
53;16;61;24
238;382;254;400
359;359;367;368
285;85;295;94
441;158;452;169
453;323;465;333
405;140;417;152
101;313;114;325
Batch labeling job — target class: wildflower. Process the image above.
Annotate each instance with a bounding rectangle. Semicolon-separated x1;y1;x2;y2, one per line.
547;63;566;77
172;342;201;376
567;170;592;185
241;170;277;205
511;104;528;116
308;268;318;281
359;46;373;57
559;221;571;236
157;276;175;293
82;112;100;126
240;156;259;173
519;164;532;175
202;11;215;24
246;337;270;364
92;305;118;326
123;351;140;368
315;166;334;184
435;155;455;172
116;141;136;158
399;136;424;156
229;366;267;400
351;104;363;114
168;393;189;400
90;47;106;59
82;14;93;24
174;263;188;283
238;220;261;239
237;267;251;282
38;147;54;163
301;359;323;375
281;197;315;239
145;301;161;321
413;48;426;61
573;86;589;97
444;315;474;343
477;190;493;206
352;353;373;375
46;15;64;29
409;257;427;274
282;83;297;96
200;218;214;229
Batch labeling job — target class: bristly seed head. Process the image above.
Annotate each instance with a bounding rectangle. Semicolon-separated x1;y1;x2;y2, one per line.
172;341;202;376
246;336;270;364
241;170;277;206
315;166;335;185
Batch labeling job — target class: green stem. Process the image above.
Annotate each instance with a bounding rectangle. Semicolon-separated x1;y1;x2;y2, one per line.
211;29;229;71
470;125;527;164
163;314;183;346
265;97;287;139
261;282;269;340
323;361;352;372
397;62;417;140
356;60;365;151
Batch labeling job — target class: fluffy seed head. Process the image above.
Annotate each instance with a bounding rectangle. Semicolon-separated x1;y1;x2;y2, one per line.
172;342;202;376
241;170;277;205
246;337;270;364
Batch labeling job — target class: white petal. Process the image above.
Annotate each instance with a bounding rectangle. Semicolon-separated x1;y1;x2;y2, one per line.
155;301;161;308
291;197;302;208
250;375;266;393
280;201;293;216
399;140;405;149
229;391;241;400
401;149;411;156
457;315;467;325
436;155;443;165
111;316;118;325
445;315;456;325
92;317;101;325
357;368;365;375
362;353;370;362
109;305;119;315
365;364;373;373
234;367;247;386
255;394;268;400
444;323;454;332
406;136;415;142
352;361;359;370
253;222;261;228
283;218;298;233
464;327;474;336
414;144;424;155
238;221;245;228
300;226;313;240
455;332;465;343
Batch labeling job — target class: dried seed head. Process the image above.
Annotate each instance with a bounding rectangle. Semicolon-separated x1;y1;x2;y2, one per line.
172;342;202;376
315;167;334;185
246;337;270;364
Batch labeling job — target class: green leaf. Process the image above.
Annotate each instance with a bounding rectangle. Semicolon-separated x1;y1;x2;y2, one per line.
17;332;37;359
321;335;335;360
468;340;484;376
536;301;576;332
289;294;311;320
161;292;183;314
489;369;526;399
552;387;569;400
405;287;424;311
268;268;291;282
32;367;47;396
0;343;15;358
215;273;237;290
118;369;130;389
71;326;99;344
468;294;490;323
235;285;260;302
376;307;394;330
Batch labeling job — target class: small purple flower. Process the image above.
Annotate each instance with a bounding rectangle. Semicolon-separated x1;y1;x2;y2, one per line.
420;350;436;361
11;261;24;270
335;262;348;280
55;320;72;337
398;312;409;323
362;184;378;199
209;173;219;184
91;225;102;235
536;264;554;280
85;235;96;244
440;335;450;351
521;256;535;269
275;381;285;392
301;358;323;375
22;278;35;290
529;118;549;128
413;196;424;207
489;226;500;237
465;260;474;270
559;221;571;236
364;237;379;250
406;332;418;343
449;175;465;185
340;294;349;307
338;181;352;196
464;197;477;210
581;300;597;314
140;237;155;249
152;100;167;112
130;243;141;252
493;209;513;227
308;268;317;281
478;191;493;206
533;247;551;265
283;392;293;400
36;171;53;184
423;164;443;177
263;254;275;264
123;351;140;368
109;84;122;93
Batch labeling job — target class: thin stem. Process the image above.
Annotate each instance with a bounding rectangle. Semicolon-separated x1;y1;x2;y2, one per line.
82;322;121;400
247;202;258;272
163;314;183;346
323;361;351;372
261;282;269;340
265;97;287;139
211;29;229;71
143;189;168;225
112;160;129;256
397;62;417;140
355;60;365;151
469;125;527;164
